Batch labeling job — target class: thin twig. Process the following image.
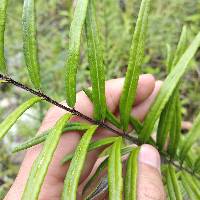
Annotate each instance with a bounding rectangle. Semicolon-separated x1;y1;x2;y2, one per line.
0;73;199;180
0;73;140;145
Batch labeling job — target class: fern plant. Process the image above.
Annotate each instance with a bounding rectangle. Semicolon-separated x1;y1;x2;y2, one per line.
0;0;200;199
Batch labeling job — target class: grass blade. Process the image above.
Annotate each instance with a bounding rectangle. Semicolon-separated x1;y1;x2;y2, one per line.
179;112;200;160
0;97;42;141
108;137;123;200
139;32;200;142
124;148;140;200
166;165;182;200
0;0;8;72
193;156;200;173
61;137;117;164
12;122;90;153
22;114;72;200
62;125;98;200
85;0;106;120
22;0;41;89
65;0;89;107
119;0;151;131
83;88;121;128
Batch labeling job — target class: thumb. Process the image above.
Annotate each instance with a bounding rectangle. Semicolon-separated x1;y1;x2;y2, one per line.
137;144;166;200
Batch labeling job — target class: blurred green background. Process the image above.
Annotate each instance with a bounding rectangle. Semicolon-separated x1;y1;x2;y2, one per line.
0;0;199;197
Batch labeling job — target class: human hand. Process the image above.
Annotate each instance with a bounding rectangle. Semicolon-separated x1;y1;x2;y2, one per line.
5;74;166;200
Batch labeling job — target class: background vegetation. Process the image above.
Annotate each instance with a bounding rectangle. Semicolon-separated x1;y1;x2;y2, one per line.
0;0;199;197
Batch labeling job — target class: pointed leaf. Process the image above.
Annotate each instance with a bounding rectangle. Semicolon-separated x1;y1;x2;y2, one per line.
124;148;140;200
179;112;200;160
22;114;72;200
13;122;90;153
62;125;98;200
22;0;41;89
139;32;200;142
0;97;42;141
0;0;8;72
129;116;143;133
85;0;106;120
166;165;182;200
193;156;200;173
65;0;89;107
119;0;151;131
108;137;123;200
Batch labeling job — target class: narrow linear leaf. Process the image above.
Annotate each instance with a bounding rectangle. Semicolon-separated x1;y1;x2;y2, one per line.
22;114;72;200
171;26;187;70
22;0;41;89
85;175;108;200
83;144;136;196
61;137;117;164
62;125;98;200
108;137;123;200
119;0;151;131
181;172;200;199
85;0;106;120
179;112;200;160
181;173;199;200
166;165;182;200
0;97;42;141
0;0;8;72
83;88;121;128
193;156;200;173
124;148;140;200
139;32;200;142
13;122;90;153
166;44;173;72
168;96;182;158
65;0;89;107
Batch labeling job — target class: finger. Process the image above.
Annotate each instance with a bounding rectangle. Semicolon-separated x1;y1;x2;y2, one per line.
137;144;166;200
6;75;155;200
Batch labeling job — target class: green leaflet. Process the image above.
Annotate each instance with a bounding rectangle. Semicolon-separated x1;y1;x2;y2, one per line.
139;32;200;143
12;122;90;153
166;165;182;200
83;88;121;128
83;144;135;196
181;172;200;199
179;112;200;160
62;125;98;200
108;137;123;200
124;148;140;200
0;0;8;72
22;114;72;200
119;0;151;131
85;0;106;120
167;96;181;158
166;44;173;72
0;97;42;141
193;156;200;173
181;174;198;200
65;0;89;107
22;0;41;89
171;26;187;71
157;26;187;151
61;137;117;164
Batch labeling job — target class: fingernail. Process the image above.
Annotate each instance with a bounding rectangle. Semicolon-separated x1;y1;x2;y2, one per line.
138;144;161;172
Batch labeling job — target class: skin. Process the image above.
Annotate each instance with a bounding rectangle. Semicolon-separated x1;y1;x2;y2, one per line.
5;74;166;200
